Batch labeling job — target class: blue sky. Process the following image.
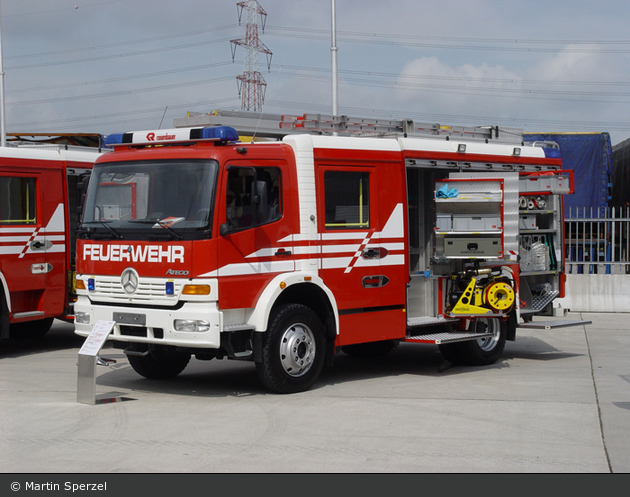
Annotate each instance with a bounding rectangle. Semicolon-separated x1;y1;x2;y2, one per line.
2;0;630;144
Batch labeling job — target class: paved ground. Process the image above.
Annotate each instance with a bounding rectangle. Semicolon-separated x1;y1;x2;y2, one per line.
0;311;628;474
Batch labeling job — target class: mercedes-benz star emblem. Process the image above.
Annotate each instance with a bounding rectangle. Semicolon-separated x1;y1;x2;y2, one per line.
121;268;139;294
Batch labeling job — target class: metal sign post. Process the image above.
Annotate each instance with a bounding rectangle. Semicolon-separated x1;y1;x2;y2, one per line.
77;320;121;405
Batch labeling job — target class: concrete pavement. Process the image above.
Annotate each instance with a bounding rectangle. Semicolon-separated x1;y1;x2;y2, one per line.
0;311;627;473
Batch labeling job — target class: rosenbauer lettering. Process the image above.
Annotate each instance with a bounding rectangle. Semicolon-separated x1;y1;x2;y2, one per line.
146;132;176;142
83;243;184;263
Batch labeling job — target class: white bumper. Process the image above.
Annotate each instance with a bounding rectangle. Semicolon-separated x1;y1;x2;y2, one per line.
74;295;222;349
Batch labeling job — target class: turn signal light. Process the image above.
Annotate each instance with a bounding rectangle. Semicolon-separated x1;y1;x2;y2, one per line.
182;284;211;295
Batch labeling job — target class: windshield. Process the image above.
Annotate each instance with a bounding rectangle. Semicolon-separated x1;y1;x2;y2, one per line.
80;159;218;240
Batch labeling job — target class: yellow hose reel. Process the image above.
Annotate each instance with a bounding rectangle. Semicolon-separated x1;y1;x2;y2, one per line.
483;280;515;312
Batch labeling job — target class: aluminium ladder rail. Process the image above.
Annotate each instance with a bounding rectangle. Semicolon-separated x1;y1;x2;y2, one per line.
174;109;526;144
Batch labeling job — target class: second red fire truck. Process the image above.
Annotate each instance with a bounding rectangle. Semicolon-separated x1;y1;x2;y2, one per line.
1;138;103;339
73;112;589;393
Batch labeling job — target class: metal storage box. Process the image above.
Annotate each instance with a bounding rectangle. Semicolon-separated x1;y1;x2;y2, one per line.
520;174;569;193
444;237;502;257
452;215;501;231
436;214;452;231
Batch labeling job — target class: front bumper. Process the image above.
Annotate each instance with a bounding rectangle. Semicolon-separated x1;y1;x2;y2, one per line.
74;295;222;349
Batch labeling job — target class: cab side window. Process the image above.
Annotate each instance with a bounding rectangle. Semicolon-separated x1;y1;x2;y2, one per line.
226;166;281;230
324;171;370;230
0;177;37;225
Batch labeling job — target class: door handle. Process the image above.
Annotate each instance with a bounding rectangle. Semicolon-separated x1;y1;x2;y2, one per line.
362;247;389;260
30;240;51;250
274;249;292;257
362;275;390;288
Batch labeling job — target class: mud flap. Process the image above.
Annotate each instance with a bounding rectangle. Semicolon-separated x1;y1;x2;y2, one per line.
1;292;9;340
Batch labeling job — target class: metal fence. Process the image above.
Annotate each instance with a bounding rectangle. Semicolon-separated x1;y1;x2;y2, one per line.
564;206;630;274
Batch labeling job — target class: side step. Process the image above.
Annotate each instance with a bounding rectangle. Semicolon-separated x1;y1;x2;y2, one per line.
518;319;592;330
520;290;559;316
405;331;493;345
223;323;255;332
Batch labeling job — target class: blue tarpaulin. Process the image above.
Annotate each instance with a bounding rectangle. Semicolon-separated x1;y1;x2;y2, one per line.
523;132;612;212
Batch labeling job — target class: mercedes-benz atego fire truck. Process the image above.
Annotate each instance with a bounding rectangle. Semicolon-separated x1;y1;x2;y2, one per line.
74;112;589;393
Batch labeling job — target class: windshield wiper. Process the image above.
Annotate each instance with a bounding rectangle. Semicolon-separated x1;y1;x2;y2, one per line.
128;219;183;240
92;221;123;239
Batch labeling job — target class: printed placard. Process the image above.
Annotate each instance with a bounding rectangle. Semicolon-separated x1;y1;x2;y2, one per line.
78;320;115;356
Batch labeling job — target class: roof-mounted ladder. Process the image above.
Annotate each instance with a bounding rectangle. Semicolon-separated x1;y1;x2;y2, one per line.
174;110;526;144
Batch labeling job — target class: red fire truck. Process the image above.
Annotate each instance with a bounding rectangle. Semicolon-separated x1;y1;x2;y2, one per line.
0;140;103;339
73;112;589;393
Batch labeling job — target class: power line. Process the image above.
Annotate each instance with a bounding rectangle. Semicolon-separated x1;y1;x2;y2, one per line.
6;38;235;71
6;61;233;94
266;25;630;53
268;25;630;46
4;25;239;61
6;76;234;107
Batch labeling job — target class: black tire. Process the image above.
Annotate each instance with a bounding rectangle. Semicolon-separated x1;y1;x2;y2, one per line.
256;303;326;394
9;318;54;340
438;342;463;365
127;346;191;379
447;317;507;366
342;340;398;358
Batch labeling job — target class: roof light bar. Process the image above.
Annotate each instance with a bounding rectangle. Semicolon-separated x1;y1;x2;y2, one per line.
104;126;239;147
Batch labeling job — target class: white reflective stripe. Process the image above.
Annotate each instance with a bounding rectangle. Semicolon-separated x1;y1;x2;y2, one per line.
322;257;353;270
293;245;320;255
322;244;362;254
321;232;368;241
217;259;294;277
0;246;23;255
41;204;65;233
206;204;406;278
0;227;37;234
46;245;66;254
381;242;405;251
0;236;31;242
380;203;405;238
245;247;285;258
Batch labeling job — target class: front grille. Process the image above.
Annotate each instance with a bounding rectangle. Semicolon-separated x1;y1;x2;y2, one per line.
89;275;183;306
120;325;147;337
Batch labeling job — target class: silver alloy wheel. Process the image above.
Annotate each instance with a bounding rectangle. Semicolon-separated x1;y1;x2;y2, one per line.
476;318;500;352
279;323;316;377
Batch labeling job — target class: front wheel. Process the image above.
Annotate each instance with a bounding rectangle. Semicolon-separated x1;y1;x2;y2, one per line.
9;317;54;340
127;346;191;379
439;317;506;366
256;304;326;394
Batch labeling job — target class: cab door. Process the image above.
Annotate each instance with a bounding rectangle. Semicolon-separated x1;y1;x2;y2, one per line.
316;162;408;346
0;171;49;320
216;159;294;310
39;167;69;318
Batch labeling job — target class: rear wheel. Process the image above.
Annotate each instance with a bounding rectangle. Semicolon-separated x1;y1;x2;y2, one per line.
256;304;325;394
127;346;191;379
439;317;506;366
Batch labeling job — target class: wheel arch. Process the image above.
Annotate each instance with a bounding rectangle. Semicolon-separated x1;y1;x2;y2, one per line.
0;271;9;339
248;272;339;340
0;271;11;313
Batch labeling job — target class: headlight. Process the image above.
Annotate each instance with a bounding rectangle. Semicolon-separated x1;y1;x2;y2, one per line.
174;319;210;332
75;312;91;324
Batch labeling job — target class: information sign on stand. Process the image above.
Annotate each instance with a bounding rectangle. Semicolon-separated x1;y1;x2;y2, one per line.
77;320;122;405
